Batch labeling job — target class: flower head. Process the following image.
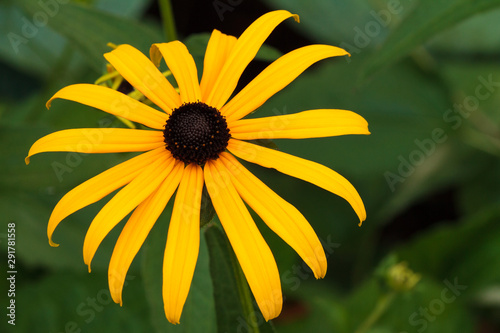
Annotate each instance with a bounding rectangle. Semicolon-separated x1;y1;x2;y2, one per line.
26;10;369;324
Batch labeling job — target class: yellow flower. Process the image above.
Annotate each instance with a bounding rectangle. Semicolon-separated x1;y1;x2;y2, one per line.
26;10;369;324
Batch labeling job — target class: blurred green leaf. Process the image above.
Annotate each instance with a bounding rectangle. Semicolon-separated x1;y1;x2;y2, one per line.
346;276;474;333
10;271;153;333
16;0;162;71
200;186;216;228
205;224;276;333
428;7;500;54
363;0;500;78
141;212;217;333
0;3;67;78
458;158;500;215
0;124;133;272
205;224;245;333
396;205;500;291
95;0;153;18
260;0;376;44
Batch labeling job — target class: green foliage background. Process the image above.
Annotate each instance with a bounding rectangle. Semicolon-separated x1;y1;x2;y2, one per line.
1;0;500;332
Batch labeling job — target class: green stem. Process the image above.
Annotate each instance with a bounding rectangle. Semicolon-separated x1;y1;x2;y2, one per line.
354;292;396;333
229;242;260;333
158;0;178;41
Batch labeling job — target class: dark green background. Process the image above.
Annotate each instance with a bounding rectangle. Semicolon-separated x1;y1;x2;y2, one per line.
1;0;500;332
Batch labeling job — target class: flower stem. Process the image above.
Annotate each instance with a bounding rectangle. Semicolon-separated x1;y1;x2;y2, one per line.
158;0;177;42
354;291;395;333
230;243;260;333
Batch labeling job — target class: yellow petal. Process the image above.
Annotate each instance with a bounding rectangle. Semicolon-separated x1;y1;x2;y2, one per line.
108;160;184;305
47;148;167;247
204;160;282;321
230;109;370;140
83;152;175;270
219;152;327;278
227;139;366;224
199;29;237;102
205;10;299;110
26;128;164;164
223;45;349;122
150;42;201;103
104;44;181;112
163;164;204;324
46;84;168;130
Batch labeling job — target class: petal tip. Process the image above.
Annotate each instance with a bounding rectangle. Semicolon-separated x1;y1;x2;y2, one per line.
149;43;162;68
24;156;30;165
165;313;180;325
292;14;300;23
110;287;123;305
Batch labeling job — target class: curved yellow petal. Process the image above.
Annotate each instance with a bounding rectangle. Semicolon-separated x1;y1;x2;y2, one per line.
219;152;327;278
151;42;201;103
199;29;237;102
227;139;366;224
223;45;349;122
104;44;181;112
205;10;299;110
108;161;184;305
230;109;370;140
46;84;168;130
47;147;167;247
83;152;175;270
204;160;282;321
26;128;165;164
163;164;204;324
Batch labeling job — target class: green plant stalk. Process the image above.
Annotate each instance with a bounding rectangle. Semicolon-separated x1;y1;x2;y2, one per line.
158;0;178;42
227;241;260;333
354;291;396;333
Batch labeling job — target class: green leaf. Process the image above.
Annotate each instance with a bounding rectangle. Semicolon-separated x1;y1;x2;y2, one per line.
95;0;153;18
11;271;153;333
204;223;276;333
141;209;216;333
345;275;474;333
0;124;131;272
260;0;376;45
16;0;163;71
0;3;67;78
205;224;245;332
395;205;500;290
427;7;500;54
363;0;500;78
200;185;216;227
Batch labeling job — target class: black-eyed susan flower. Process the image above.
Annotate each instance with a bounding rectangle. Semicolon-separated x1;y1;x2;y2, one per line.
26;10;369;324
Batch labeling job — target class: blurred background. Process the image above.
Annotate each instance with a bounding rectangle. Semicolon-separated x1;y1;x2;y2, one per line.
1;0;500;332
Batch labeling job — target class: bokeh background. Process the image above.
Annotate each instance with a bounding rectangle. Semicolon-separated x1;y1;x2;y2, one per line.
1;0;500;332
